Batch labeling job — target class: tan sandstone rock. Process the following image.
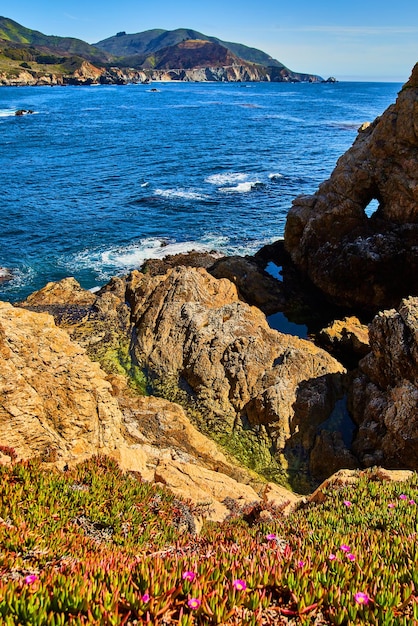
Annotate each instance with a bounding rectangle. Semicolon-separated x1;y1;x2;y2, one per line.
126;266;345;455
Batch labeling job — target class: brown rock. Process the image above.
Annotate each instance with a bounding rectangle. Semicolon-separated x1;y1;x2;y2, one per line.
0;268;13;284
209;255;285;315
284;64;418;311
127;266;345;454
349;296;418;469
309;431;358;482
141;250;223;276
317;316;370;366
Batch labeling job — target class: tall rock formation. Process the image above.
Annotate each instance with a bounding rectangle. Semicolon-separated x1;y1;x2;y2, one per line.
349;296;418;469
284;63;418;312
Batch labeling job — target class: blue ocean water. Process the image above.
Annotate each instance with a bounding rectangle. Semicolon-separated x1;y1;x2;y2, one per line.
0;81;401;302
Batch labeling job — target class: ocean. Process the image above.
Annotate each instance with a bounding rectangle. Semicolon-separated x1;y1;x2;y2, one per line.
0;81;401;303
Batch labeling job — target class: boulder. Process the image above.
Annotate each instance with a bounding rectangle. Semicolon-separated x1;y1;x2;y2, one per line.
0;267;13;284
284;63;418;311
126;266;345;455
349;296;418;469
317;316;370;367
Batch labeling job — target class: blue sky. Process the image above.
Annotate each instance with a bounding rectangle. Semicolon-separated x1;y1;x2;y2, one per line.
2;0;417;81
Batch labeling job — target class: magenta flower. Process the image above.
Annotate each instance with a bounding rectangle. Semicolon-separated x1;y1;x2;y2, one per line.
340;544;351;552
297;560;305;568
388;503;396;508
347;553;356;561
354;591;370;605
187;598;201;610
399;494;408;500
24;574;38;585
266;533;277;541
343;500;352;507
141;593;150;603
232;579;247;591
328;553;337;561
409;499;416;505
182;571;196;582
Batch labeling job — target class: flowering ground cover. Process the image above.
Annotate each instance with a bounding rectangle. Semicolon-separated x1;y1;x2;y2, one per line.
0;456;417;624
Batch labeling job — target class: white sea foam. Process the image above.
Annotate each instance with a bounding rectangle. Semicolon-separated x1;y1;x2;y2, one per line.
205;172;247;186
268;173;283;180
154;188;208;201
219;181;263;193
140;182;150;187
0;110;17;118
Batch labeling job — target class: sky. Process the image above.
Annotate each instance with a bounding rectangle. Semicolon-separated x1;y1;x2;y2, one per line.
2;0;417;81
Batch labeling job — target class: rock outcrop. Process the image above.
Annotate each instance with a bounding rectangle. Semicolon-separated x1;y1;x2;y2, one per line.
126;266;345;457
284;63;418;312
349;296;418;469
1;296;299;520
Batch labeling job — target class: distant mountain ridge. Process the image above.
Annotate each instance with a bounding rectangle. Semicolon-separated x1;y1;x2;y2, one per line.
94;27;286;70
0;16;324;85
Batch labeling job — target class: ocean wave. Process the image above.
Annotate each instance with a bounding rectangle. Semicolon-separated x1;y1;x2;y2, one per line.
219;181;264;193
205;172;247;186
71;238;220;279
154;188;209;201
0;110;17;118
268;173;283;180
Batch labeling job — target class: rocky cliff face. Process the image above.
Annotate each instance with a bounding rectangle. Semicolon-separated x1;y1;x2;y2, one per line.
126;266;345;458
349;297;418;469
284;63;418;311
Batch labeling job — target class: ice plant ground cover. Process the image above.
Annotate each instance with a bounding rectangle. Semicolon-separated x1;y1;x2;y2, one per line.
0;456;417;625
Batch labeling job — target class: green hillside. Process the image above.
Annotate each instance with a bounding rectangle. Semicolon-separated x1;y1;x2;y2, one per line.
95;27;286;69
0;16;110;64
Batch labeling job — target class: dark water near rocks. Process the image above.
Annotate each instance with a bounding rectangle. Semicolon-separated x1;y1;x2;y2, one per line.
0;81;401;302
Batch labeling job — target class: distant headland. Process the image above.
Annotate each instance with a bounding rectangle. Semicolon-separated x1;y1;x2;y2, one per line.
0;16;328;85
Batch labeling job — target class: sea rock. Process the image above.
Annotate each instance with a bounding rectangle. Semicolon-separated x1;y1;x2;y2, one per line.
126;266;345;454
141;250;223;276
349;296;418;469
0;267;13;284
284;63;418;311
209;255;285;315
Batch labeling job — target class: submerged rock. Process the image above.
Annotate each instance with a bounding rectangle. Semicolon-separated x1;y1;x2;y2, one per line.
284;63;418;312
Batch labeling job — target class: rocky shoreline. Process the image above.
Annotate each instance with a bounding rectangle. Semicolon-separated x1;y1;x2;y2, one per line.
0;63;416;518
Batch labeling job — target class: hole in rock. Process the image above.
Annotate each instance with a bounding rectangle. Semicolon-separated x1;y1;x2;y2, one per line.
364;198;379;218
265;262;283;282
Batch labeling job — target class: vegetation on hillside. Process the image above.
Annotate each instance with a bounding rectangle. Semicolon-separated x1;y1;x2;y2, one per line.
0;455;416;624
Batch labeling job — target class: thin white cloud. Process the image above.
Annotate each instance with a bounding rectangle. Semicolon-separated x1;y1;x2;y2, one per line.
274;25;418;36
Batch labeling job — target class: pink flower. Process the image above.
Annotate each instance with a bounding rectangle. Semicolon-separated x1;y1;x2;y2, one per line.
182;571;196;582
340;544;351;552
297;560;305;568
232;579;247;591
399;494;408;500
409;500;416;505
266;533;277;541
328;554;337;561
187;598;201;610
354;591;370;605
24;575;38;585
141;593;150;603
388;503;396;509
343;500;352;507
346;553;356;561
